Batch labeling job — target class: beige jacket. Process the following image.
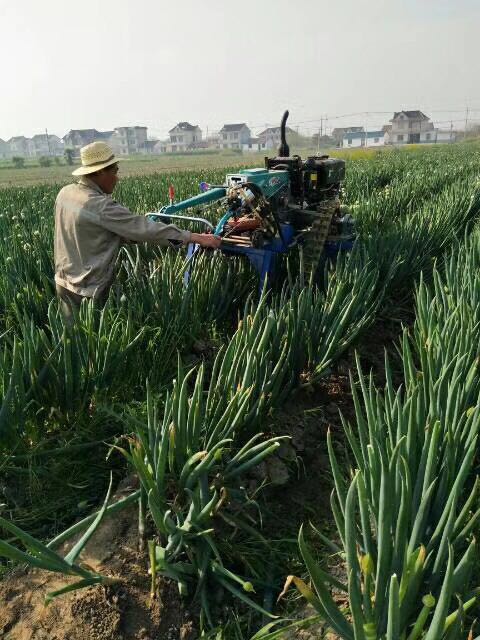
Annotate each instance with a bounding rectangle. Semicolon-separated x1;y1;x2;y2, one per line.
54;177;191;297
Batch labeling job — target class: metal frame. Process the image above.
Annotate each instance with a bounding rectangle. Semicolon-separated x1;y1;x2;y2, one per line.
146;211;354;294
147;212;214;231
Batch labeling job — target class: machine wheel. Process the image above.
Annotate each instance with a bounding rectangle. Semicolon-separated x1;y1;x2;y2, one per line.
302;200;337;278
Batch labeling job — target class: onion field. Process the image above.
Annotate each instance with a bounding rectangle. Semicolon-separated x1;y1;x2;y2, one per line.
1;144;480;639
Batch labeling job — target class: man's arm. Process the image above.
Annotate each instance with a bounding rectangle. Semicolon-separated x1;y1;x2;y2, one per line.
98;199;191;245
98;199;221;248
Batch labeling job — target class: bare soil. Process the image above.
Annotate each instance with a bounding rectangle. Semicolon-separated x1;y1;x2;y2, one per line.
0;476;196;640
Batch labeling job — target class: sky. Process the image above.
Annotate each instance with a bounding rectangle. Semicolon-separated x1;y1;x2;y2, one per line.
0;0;479;140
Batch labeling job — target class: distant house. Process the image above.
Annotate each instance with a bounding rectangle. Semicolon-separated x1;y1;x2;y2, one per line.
141;140;158;154
382;125;392;145
312;133;335;148
332;127;364;146
435;129;457;143
31;133;64;157
109;126;148;155
205;132;221;148
219;123;251;149
388;111;434;144
242;137;261;152
0;138;10;159
342;131;385;148
153;141;170;154
8;136;33;157
257;126;296;150
168;122;202;152
62;129;113;151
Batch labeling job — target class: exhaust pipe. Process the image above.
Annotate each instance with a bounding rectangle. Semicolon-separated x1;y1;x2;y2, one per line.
278;110;290;157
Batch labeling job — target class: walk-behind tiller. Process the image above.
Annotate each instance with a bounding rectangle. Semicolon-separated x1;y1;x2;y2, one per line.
147;111;355;287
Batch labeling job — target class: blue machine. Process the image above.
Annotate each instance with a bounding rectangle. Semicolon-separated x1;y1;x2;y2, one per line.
147;111;355;289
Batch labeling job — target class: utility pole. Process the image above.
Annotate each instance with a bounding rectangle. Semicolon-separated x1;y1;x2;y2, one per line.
316;126;321;154
45;127;51;156
450;120;453;143
464;106;469;139
364;112;368;148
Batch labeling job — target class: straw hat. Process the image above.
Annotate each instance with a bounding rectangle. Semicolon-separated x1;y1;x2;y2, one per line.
72;142;120;176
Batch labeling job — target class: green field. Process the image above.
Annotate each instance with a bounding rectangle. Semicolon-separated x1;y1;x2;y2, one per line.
1;143;480;638
0;150;287;187
0;145;399;188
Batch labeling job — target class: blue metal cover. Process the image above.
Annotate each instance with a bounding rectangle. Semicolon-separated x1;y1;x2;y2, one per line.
226;168;289;198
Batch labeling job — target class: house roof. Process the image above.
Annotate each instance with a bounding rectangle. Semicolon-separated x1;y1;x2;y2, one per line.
115;126;147;131
391;110;429;121
169;122;199;133
220;123;249;132
257;126;295;136
343;131;384;140
32;133;61;142
62;129;96;142
332;126;364;134
312;133;334;141
64;129;99;136
62;129;113;142
9;136;29;142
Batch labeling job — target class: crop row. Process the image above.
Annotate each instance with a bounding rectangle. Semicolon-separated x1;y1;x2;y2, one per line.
0;147;480;632
291;226;480;639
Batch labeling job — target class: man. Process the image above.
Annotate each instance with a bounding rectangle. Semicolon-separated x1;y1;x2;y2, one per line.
54;141;220;320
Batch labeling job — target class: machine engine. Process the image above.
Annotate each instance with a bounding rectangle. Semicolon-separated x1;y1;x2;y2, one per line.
219;110;354;253
150;109;355;286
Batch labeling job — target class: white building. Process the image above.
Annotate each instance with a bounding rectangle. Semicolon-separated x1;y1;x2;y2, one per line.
435;129;457;143
153;141;169;154
241;137;261;152
219;123;251;149
257;126;296;150
332;126;364;146
62;129;113;152
0;138;10;159
342;131;385;148
109;126;148;155
31;133;64;157
388;111;434;145
8;136;34;157
168;122;202;152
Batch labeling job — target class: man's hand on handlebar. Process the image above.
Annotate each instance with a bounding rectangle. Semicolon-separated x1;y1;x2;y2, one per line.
190;233;222;249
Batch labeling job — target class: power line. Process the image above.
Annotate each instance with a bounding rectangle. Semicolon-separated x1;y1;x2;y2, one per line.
144;108;480;133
